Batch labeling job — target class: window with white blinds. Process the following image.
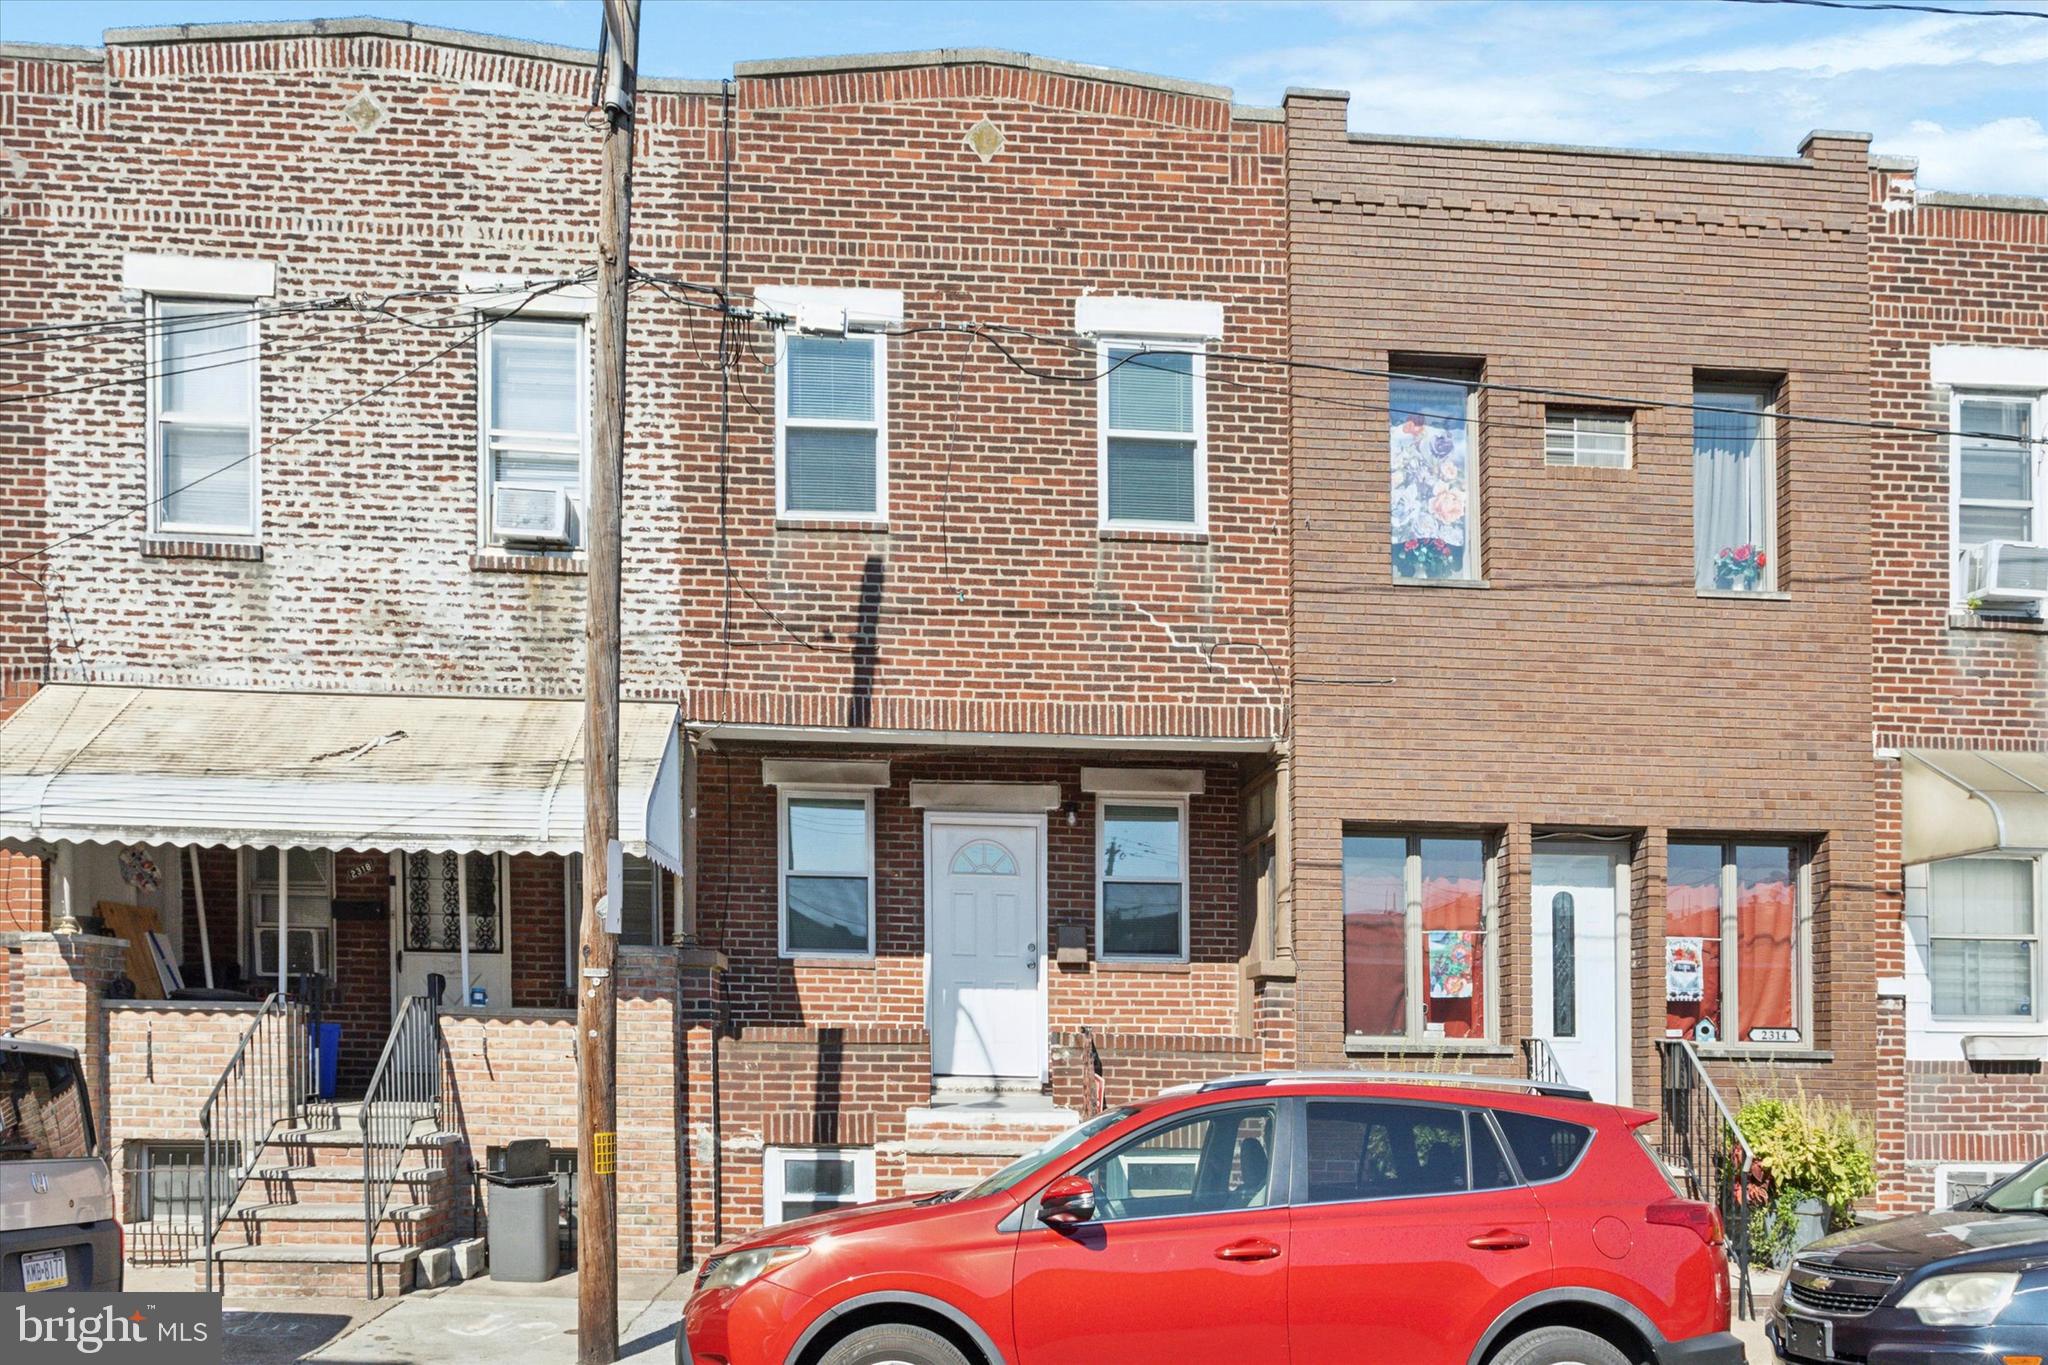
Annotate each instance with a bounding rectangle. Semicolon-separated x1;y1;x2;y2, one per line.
778;333;886;519
1100;343;1205;530
482;317;587;548
149;298;260;536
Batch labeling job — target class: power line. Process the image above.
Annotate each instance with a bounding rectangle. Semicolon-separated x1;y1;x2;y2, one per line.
2;281;582;574
1718;0;2048;18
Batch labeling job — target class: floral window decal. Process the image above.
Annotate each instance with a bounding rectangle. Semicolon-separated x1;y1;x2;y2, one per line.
1389;374;1477;580
949;839;1019;877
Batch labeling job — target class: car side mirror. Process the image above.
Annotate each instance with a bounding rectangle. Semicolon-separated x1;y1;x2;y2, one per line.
1037;1175;1097;1228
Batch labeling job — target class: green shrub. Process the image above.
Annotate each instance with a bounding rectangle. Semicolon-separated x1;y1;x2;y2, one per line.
1736;1093;1876;1226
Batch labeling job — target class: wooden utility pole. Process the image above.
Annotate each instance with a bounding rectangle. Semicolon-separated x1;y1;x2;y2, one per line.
580;1;637;1361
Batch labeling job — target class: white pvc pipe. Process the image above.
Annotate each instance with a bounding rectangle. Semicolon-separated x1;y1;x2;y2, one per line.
188;847;215;989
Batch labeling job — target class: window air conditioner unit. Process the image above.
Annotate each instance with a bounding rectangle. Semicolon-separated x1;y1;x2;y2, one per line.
255;926;327;978
1962;540;2048;611
491;483;572;545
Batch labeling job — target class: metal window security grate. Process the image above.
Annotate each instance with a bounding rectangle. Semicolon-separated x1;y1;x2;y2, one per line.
123;1142;236;1266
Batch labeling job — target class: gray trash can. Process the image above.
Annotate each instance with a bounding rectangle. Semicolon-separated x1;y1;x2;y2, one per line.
484;1140;560;1282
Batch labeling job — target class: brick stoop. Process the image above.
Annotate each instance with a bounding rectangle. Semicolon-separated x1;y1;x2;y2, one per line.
897;1094;1080;1195
194;1114;464;1298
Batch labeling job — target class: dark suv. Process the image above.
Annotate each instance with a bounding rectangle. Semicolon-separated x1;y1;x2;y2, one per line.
680;1072;1744;1365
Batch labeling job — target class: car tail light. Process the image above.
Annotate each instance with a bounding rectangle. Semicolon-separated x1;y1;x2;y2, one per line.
1646;1198;1722;1246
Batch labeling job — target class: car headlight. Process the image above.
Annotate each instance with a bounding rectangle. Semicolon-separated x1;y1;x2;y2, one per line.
1897;1271;2019;1326
692;1245;808;1297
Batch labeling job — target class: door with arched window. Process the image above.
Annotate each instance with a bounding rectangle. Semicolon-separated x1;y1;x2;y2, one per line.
926;816;1044;1080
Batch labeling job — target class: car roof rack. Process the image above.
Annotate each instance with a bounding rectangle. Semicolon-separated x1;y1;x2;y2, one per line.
1160;1069;1595;1104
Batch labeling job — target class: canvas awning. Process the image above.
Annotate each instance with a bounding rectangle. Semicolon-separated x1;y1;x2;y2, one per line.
1902;749;2048;865
0;685;682;872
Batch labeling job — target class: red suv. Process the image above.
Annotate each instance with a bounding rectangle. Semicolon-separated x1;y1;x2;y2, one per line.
680;1072;1744;1365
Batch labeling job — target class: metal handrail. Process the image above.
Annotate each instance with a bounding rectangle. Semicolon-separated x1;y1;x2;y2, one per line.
1658;1039;1758;1319
1521;1038;1571;1090
198;993;309;1293
360;996;440;1299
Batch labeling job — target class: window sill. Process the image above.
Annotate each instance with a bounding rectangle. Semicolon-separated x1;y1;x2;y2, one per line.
138;536;263;562
1098;527;1209;545
1344;1037;1514;1057
1694;1045;1833;1063
786;955;878;971
1093;958;1193;973
1948;609;2048;633
1696;588;1791;602
1392;576;1490;590
776;518;888;534
470;551;586;575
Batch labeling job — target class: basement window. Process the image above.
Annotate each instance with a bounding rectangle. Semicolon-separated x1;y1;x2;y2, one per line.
763;1147;873;1225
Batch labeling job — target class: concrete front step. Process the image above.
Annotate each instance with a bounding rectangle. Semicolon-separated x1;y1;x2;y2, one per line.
215;1204;452;1250
247;1166;451;1207
202;1242;425;1298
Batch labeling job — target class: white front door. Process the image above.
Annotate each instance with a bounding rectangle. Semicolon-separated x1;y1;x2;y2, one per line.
927;817;1044;1080
392;851;512;1011
1531;844;1625;1104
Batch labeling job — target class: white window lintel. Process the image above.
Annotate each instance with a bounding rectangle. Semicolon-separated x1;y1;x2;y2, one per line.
1075;295;1224;341
755;285;903;335
125;253;275;299
908;782;1061;812
1931;346;2048;391
1081;767;1204;797
459;272;599;318
762;759;890;789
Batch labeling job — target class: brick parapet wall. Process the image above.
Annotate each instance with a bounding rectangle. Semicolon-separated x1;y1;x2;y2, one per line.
1867;169;2048;1210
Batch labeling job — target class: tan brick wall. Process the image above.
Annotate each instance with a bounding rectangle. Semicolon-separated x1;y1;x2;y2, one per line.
1285;93;1874;1111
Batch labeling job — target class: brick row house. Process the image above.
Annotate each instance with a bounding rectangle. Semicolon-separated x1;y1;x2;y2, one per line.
1866;163;2048;1211
0;16;2038;1300
1282;94;1877;1121
0;22;1290;1293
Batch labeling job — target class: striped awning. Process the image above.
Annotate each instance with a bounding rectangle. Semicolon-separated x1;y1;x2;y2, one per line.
0;685;681;872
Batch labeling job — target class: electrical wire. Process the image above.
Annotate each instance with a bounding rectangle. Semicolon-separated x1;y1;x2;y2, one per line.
1718;0;2048;18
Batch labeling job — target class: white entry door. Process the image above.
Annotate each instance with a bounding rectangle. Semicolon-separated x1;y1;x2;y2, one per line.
1531;844;1625;1104
927;817;1044;1080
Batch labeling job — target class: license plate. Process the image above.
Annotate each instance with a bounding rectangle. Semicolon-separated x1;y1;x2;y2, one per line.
1782;1313;1833;1362
21;1248;67;1292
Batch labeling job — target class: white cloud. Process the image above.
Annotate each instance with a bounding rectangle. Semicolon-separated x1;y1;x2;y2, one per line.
1878;117;2048;197
1654;14;2048;76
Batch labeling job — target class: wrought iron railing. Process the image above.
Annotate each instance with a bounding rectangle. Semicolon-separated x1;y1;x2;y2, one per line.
360;995;440;1298
1521;1037;1570;1090
1658;1039;1757;1320
198;994;309;1292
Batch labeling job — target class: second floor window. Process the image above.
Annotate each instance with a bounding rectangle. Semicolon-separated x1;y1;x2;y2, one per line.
1952;393;2044;603
779;333;886;520
1389;371;1479;581
1693;386;1777;593
482;317;587;550
1100;343;1205;531
149;297;258;537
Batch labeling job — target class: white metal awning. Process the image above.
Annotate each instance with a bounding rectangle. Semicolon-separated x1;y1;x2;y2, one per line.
1902;749;2048;865
0;685;682;873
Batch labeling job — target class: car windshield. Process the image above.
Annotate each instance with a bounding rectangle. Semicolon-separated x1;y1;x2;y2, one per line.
1978;1158;2048;1214
0;1050;92;1162
957;1106;1139;1201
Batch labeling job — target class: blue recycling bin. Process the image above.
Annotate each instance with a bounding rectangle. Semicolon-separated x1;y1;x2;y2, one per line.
310;1023;341;1098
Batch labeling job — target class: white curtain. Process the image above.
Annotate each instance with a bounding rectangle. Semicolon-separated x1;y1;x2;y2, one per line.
1693;398;1775;588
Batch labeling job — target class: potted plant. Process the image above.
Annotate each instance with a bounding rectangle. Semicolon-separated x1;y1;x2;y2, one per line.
1713;544;1768;591
1735;1093;1876;1266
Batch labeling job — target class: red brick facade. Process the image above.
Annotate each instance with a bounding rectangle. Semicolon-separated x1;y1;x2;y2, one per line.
1868;165;2048;1211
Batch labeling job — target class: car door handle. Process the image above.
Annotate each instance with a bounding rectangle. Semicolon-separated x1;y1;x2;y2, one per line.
1215;1238;1282;1262
1467;1230;1531;1252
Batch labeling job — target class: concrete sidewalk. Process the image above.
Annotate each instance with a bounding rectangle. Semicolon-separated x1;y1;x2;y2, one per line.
300;1271;684;1365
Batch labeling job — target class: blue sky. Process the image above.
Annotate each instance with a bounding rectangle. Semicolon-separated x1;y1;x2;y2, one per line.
6;0;2046;194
